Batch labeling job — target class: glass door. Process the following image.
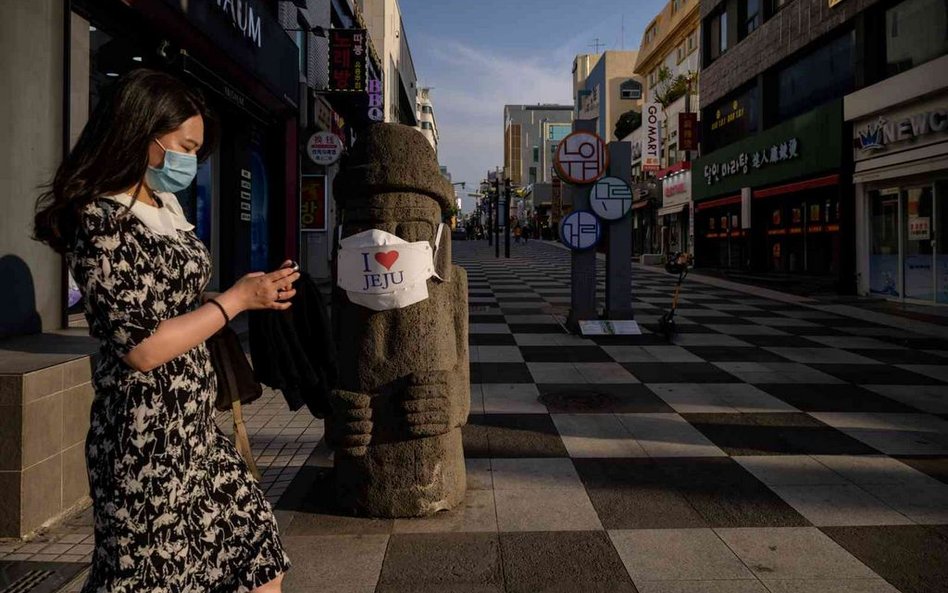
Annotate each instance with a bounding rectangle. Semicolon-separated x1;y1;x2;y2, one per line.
903;186;934;301
869;189;900;297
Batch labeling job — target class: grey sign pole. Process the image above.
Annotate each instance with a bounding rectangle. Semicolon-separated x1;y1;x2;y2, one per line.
606;141;634;320
566;119;598;331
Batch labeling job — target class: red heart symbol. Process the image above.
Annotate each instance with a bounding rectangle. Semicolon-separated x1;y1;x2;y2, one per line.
375;251;399;270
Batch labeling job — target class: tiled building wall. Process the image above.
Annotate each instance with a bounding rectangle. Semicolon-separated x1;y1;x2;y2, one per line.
699;0;883;107
0;356;94;538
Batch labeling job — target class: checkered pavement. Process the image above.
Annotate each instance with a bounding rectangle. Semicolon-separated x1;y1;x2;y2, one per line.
275;240;948;593
4;239;947;593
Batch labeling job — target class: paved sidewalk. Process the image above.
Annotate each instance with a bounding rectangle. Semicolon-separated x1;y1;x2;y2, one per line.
271;240;947;593
3;239;947;592
0;390;322;591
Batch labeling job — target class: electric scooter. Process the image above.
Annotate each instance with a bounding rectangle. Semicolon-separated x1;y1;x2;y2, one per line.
658;252;694;338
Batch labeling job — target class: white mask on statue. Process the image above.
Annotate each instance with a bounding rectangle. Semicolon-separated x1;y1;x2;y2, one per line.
336;223;446;311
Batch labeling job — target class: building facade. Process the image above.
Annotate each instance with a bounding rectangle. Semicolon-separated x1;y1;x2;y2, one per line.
635;0;701;256
358;0;418;126
574;51;644;142
689;0;938;294
416;86;439;154
847;8;948;304
503;104;574;187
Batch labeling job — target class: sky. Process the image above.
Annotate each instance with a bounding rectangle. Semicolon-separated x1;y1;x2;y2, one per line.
399;0;667;212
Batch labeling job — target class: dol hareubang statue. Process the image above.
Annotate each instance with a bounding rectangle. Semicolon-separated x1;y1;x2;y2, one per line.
328;123;470;518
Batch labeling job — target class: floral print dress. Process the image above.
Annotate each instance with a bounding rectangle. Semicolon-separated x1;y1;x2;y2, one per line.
67;196;291;593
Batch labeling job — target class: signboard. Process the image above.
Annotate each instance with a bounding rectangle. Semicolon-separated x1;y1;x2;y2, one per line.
579;320;642;336
589;176;633;221
554;131;609;185
300;175;327;231
559;210;601;250
643;102;662;171
662;171;691;208
152;0;298;106
702;137;800;187
853;99;947;159
329;29;367;92
706;87;757;151
367;78;384;121
692;99;842;202
679;112;699;151
306;132;343;166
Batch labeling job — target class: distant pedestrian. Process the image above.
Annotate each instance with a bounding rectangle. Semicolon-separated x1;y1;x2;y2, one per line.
32;69;292;593
514;224;522;244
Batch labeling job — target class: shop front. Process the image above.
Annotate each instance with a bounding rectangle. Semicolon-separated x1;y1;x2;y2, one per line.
692;100;851;290
848;56;948;304
657;162;692;255
67;0;299;315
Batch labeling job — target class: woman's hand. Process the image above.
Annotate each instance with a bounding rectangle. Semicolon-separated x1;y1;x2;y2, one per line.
216;260;300;316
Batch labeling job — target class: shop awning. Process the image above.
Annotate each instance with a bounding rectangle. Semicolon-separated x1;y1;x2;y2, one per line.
658;203;688;217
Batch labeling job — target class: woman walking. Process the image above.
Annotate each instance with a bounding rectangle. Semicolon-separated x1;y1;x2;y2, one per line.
33;69;294;592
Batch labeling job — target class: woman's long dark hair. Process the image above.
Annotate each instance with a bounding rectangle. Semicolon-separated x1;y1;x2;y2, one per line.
34;68;217;253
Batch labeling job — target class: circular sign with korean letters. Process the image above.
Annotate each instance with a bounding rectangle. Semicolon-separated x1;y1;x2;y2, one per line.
306;132;344;166
589;176;633;221
553;131;609;185
559;210;601;251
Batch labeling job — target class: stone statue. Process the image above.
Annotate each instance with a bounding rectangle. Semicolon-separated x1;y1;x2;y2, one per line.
327;123;469;518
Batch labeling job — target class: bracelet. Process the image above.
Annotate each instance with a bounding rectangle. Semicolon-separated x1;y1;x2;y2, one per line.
207;298;230;325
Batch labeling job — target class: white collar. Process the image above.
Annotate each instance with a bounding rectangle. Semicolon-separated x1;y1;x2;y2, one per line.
103;192;195;236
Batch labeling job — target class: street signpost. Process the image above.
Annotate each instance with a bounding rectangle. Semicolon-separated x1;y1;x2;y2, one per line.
554;121;605;330
589;176;634;221
559;211;601;251
604;142;634;320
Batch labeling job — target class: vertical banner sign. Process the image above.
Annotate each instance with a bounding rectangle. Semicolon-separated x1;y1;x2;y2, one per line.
300;175;327;231
679;112;699;152
329;29;367;92
643;103;662;171
551;176;563;221
367;77;384;121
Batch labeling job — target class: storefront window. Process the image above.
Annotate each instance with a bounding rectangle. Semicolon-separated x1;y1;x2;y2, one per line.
886;0;948;77
937;181;948;303
742;0;762;38
904;186;935;300
707;8;729;63
704;82;758;152
776;31;854;122
869;183;948;302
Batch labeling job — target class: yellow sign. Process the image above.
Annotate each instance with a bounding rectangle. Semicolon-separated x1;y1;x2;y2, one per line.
828;0;845;6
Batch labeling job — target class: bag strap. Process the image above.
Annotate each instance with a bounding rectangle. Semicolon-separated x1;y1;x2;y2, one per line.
231;396;261;482
222;350;261;481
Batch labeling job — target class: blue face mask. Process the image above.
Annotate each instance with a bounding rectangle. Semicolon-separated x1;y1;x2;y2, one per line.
146;139;197;193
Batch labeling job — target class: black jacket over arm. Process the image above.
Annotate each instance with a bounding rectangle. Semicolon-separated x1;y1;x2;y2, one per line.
247;272;337;418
